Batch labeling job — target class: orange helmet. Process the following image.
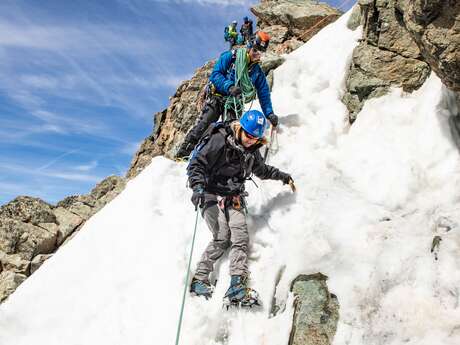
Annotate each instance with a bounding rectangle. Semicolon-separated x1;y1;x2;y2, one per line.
251;31;270;52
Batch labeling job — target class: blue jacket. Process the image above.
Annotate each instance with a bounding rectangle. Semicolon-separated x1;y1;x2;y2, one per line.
210;50;274;117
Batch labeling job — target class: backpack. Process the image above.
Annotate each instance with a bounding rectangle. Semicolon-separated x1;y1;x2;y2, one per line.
187;122;228;174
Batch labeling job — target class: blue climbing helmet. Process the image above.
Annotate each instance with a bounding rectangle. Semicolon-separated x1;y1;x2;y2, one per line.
239;110;267;138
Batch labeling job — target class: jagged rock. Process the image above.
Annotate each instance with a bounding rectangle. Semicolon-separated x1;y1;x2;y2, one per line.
0;251;30;275
30;254;53;274
263;24;289;44
57;176;125;219
344;42;430;120
260;53;286;74
252;0;342;37
127;61;215;178
343;0;431;121
0;271;27;303
289;273;339;345
397;0;460;91
57;196;93;220
0;196;56;226
53;207;84;246
347;4;362;31
252;0;341;54
0;213;58;261
273;38;304;55
89;176;126;213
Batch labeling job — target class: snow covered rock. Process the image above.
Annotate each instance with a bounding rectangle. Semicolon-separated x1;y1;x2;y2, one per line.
289;274;339;345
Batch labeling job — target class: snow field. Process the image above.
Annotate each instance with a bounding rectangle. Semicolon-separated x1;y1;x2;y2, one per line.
1;9;460;345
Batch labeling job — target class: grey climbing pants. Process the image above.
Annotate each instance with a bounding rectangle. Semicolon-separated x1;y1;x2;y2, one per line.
194;194;249;281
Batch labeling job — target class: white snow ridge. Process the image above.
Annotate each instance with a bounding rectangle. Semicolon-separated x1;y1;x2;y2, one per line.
1;11;460;345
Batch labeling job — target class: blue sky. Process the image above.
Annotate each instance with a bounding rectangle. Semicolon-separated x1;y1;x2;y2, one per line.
0;0;354;205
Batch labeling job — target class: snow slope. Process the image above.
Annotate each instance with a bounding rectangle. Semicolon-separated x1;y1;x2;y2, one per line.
2;11;460;345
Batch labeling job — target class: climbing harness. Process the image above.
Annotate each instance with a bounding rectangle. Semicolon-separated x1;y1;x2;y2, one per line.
174;209;200;345
223;48;257;121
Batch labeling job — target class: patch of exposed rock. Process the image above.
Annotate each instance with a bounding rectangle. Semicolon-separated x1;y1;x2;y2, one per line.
343;0;431;121
289;273;339;345
126;61;216;179
252;0;342;54
397;0;460;92
0;175;125;302
127;0;342;179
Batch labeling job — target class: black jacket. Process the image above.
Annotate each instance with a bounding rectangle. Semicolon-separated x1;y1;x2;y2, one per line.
187;123;286;196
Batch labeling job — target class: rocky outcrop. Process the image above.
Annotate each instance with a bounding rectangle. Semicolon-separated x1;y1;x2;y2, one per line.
126;61;215;178
252;0;342;54
289;273;339;345
0;175;125;302
343;0;431;121
127;0;342;179
397;0;460;92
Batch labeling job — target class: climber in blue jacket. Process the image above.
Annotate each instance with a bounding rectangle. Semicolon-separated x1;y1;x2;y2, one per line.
176;31;278;159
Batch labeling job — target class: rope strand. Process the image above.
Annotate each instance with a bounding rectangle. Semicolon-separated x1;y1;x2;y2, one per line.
174;209;200;345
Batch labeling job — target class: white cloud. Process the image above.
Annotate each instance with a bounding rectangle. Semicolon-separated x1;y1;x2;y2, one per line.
74;160;99;172
43;171;101;182
0;161;102;183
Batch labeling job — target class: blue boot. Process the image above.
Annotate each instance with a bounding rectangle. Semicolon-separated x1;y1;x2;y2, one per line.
223;275;260;308
190;278;214;299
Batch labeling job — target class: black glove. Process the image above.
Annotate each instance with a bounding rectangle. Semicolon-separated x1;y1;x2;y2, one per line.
279;172;293;185
228;85;242;97
191;185;205;210
267;113;279;127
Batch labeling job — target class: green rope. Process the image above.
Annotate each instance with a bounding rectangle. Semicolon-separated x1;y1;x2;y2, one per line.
174;209;200;345
223;48;257;121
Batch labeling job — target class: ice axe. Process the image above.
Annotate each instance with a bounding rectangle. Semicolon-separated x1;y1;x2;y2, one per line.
263;126;278;163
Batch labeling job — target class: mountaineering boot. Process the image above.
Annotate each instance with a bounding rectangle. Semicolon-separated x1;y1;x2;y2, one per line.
223;275;260;308
190;277;214;299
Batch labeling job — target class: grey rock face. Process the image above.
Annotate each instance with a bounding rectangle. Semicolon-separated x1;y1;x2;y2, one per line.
53;207;84;246
0;271;27;303
346;4;362;31
0;252;30;275
30;254;53;274
343;0;431;121
253;0;341;54
398;0;460;92
289;273;339;345
57;175;126;220
0;196;56;226
252;0;342;37
126;61;215;179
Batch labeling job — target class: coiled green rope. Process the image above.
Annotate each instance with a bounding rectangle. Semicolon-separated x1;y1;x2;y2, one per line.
223;48;256;121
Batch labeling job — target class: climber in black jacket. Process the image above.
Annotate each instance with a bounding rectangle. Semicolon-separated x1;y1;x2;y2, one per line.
187;109;293;307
